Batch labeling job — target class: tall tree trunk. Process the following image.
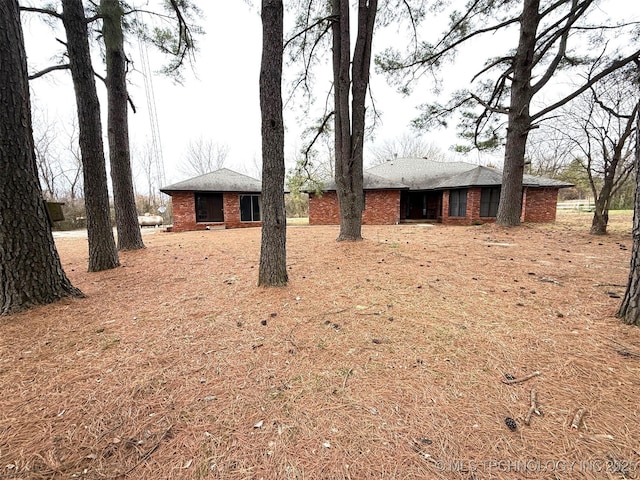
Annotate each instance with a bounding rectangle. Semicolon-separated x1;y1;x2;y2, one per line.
332;0;377;241
0;0;83;315
590;182;612;235
62;0;119;271
101;0;145;251
496;0;540;227
258;0;287;287
617;104;640;326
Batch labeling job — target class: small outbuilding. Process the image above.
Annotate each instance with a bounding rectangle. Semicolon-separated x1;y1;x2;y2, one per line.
309;158;572;226
161;168;262;232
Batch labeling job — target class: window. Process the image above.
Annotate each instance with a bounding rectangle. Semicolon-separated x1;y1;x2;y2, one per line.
480;187;500;217
240;195;261;222
448;189;467;217
195;193;224;222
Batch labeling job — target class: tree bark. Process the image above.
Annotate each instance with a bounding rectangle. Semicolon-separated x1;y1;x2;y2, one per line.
496;0;540;227
617;102;640;326
101;0;145;251
258;0;288;287
590;185;611;235
332;0;377;241
589;100;637;236
62;0;119;271
0;0;83;315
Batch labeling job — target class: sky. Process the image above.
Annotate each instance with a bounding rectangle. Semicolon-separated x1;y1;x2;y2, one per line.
22;1;486;191
21;1;640;193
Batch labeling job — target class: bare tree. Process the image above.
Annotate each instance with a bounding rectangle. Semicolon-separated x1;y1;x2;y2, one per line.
525;128;575;178
59;118;84;202
179;137;229;177
368;133;448;165
1;0;82;315
544;70;638;234
136;141;162;211
32;107;62;199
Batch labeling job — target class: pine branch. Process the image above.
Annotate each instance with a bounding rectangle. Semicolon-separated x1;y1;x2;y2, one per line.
283;15;336;51
532;49;640;121
19;6;62;19
28;64;70;80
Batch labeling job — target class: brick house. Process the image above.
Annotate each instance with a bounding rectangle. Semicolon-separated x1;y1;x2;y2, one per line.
160;169;262;232
309;158;572;226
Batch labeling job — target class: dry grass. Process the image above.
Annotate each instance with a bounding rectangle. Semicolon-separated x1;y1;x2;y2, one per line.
1;211;639;479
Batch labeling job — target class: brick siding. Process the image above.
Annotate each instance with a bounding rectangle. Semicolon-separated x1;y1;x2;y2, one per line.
441;188;488;225
522;187;559;223
309;190;401;225
363;190;401;224
169;191;262;232
310;186;561;226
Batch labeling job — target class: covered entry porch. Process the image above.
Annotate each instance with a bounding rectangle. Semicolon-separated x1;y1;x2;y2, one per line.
400;190;442;222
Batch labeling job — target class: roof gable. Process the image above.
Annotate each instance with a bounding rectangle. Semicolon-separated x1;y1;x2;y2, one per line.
161;168;262;193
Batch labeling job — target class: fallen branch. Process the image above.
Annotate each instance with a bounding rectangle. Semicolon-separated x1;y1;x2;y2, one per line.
592;283;626;287
502;370;541;385
524;389;541;425
606;339;640;359
571;408;586;429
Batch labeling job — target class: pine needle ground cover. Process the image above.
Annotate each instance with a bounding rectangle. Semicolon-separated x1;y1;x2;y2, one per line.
1;212;638;479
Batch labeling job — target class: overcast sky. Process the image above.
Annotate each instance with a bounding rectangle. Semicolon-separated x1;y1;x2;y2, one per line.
22;2;486;187
21;1;639;190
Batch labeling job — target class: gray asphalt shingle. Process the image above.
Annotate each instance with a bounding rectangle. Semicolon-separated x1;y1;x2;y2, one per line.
161;168;262;194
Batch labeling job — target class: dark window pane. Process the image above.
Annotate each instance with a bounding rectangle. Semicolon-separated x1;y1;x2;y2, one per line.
240;195;252;221
240;195;261;222
480;187;500;217
449;189;467;217
195;193;223;222
252;196;261;221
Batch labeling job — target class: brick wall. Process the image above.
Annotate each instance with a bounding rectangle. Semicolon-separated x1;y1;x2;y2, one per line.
522;187;559;223
309;186;561;226
308;191;341;225
309;190;401;225
441;188;493;225
363;190;401;224
169;191;262;232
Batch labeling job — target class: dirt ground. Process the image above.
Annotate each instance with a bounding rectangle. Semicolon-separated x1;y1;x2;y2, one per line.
1;211;639;479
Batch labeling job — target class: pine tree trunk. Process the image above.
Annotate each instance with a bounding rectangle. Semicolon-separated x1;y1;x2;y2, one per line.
62;0;119;271
101;0;145;251
332;0;376;241
258;0;287;287
617;104;640;326
496;0;540;227
0;0;83;315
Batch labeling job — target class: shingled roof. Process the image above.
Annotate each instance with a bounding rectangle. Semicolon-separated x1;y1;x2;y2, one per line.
160;168;262;194
366;158;573;190
318;171;410;191
366;158;476;189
